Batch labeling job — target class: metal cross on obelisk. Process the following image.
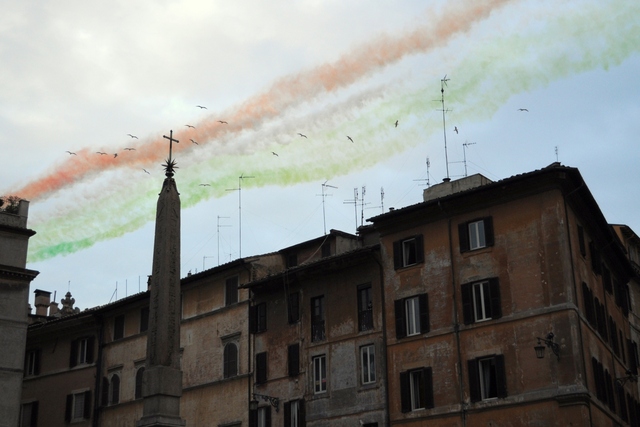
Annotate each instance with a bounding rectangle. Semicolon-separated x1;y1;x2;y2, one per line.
162;130;179;177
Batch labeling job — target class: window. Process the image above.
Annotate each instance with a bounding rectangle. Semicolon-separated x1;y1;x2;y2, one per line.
288;343;300;377
256;352;267;384
224;343;238;378
577;224;586;257
70;336;94;367
135;367;145;399
24;349;40;377
65;391;91;422
360;345;376;385
461;278;501;324
589;241;602;275
113;315;125;340
20;401;38;427
284;400;305;427
393;235;424;269
468;355;507;402
311;296;325;342
313;355;327;394
250;406;272;427
225;276;239;306
250;302;267;333
394;294;429;339
140;306;149;333
459;217;494;253
400;367;433;412
358;284;373;332
591;357;615;410
288;292;300;324
110;374;120;405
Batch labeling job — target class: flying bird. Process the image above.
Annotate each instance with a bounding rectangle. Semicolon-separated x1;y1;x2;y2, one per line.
298;133;307;138
127;134;138;139
272;152;279;157
66;151;77;155
395;120;398;128
143;169;150;174
113;153;118;158
190;139;198;145
518;108;529;112
347;136;353;142
196;105;207;109
199;183;210;186
96;151;107;155
185;124;196;129
217;120;228;124
454;126;458;134
124;148;135;151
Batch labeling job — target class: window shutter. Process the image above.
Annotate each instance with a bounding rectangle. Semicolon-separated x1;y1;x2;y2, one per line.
415;235;424;264
605;370;615;412
69;339;78;368
628;339;638;374
288;292;300;324
34;350;41;375
393;240;402;269
467;360;480;402
299;399;306;427
495;355;507;398
265;406;272;427
83;390;92;419
284;402;291;427
394;299;406;339
258;303;267;332
484;217;494;247
86;337;95;364
461;283;473;325
399;371;411;413
288;343;300;377
256;352;267;384
424;367;434;409
65;394;73;422
458;223;470;253
489;278;502;319
249;305;257;333
30;401;39;427
249;409;257;427
419;293;430;334
135;368;144;399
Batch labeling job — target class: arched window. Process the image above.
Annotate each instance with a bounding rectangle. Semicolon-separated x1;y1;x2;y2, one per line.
135;367;145;399
223;343;238;378
110;374;120;405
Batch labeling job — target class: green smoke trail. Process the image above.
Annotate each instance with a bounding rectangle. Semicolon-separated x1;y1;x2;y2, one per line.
27;0;640;262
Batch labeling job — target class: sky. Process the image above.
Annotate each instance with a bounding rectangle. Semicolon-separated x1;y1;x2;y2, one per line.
1;0;639;311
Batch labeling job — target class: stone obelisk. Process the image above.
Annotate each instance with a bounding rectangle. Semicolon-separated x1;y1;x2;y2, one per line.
138;130;186;427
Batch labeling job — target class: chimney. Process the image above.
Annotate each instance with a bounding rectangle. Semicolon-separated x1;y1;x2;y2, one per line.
49;301;59;316
34;289;51;316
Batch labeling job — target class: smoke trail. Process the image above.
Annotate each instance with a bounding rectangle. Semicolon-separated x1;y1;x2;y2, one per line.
26;0;640;262
11;0;513;203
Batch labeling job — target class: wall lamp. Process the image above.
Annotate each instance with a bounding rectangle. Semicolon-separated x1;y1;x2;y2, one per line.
615;370;638;386
250;393;280;412
534;332;560;360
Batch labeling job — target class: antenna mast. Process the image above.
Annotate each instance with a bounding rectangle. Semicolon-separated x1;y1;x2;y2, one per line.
462;142;476;177
226;174;254;259
438;75;451;181
318;181;337;235
217;215;231;266
343;188;359;232
359;186;368;227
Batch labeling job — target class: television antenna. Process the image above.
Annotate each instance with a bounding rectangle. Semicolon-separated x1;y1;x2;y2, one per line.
217;215;231;266
555;146;559;162
226;174;254;258
436;75;452;181
462;142;476;177
318;181;338;235
359;186;370;227
366;187;385;214
343;188;359;232
413;157;431;187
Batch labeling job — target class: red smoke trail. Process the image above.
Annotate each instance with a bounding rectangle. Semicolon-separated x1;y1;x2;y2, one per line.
14;0;512;202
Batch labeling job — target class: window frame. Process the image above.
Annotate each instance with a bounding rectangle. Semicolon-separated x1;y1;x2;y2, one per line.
139;306;149;333
311;296;326;342
255;351;268;384
135;366;145;400
288;343;300;377
223;342;239;379
225;276;239;306
459;217;494;253
394;293;429;339
288;291;300;324
24;349;40;377
358;284;374;332
284;399;305;427
312;354;327;394
461;278;501;325
109;373;120;405
250;302;267;334
113;314;125;340
65;390;91;422
468;354;507;402
393;235;424;269
70;336;94;367
400;367;434;412
20;401;38;427
360;344;376;385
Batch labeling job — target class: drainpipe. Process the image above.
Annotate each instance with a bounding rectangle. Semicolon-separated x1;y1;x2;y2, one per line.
92;313;104;427
369;248;391;427
445;211;467;427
